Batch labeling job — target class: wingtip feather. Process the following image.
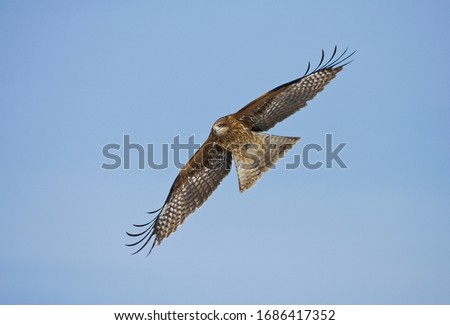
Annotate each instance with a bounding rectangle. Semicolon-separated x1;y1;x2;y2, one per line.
303;46;355;76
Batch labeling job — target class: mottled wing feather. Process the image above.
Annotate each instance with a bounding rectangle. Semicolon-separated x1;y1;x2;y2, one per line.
127;137;232;255
234;47;354;132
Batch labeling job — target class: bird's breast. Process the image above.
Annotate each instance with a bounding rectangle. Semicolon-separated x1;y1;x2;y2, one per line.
216;128;254;152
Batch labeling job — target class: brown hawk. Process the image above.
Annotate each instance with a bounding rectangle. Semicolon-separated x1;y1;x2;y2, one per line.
127;47;354;255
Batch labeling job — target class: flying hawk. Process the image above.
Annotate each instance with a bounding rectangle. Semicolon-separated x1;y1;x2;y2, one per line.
127;47;354;255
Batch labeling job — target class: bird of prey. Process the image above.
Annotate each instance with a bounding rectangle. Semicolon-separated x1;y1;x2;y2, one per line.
127;46;354;255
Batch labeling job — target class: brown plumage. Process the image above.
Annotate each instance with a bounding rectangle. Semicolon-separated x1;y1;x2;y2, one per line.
127;46;354;255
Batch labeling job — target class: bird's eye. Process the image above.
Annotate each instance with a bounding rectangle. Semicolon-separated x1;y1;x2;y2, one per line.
217;123;225;128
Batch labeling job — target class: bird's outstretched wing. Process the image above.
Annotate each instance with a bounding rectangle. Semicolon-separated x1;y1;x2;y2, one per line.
234;46;355;132
127;137;232;255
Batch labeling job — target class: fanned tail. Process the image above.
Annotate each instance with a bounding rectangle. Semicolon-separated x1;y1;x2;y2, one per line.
234;133;300;192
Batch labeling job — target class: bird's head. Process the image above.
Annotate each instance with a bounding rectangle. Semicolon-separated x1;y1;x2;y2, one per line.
212;117;230;137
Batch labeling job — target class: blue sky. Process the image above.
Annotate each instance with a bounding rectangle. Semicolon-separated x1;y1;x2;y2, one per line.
1;0;449;304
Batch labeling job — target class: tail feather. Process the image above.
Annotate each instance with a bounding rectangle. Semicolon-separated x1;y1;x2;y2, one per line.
233;133;300;192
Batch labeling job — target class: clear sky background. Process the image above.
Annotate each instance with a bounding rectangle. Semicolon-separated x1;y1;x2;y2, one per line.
1;1;449;304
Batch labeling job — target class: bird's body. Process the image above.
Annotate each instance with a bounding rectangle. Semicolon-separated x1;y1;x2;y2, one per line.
211;114;301;191
127;47;354;255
